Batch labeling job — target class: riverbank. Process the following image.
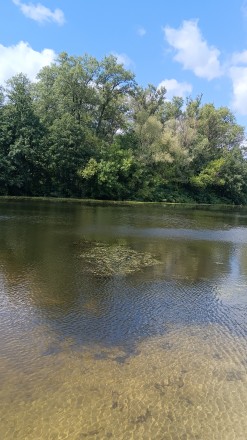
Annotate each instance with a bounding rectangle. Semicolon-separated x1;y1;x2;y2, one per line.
0;195;242;209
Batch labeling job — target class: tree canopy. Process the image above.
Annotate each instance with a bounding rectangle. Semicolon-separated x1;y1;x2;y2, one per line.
0;52;246;204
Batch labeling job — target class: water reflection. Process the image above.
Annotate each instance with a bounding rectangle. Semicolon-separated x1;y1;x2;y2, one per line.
1;202;247;345
0;201;247;439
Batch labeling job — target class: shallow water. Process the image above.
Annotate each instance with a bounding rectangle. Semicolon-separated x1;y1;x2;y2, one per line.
0;200;247;439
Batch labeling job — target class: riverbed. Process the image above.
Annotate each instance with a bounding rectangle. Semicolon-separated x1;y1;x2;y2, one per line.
0;200;247;439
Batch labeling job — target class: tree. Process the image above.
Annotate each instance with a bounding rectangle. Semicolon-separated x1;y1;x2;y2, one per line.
163;96;184;121
197;104;244;156
130;84;167;159
78;142;141;200
1;74;46;195
94;55;136;141
47;113;96;196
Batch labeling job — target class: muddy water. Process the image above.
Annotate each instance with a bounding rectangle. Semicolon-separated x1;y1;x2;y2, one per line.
0;200;247;439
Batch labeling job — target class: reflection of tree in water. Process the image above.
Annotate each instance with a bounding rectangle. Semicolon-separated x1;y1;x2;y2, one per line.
0;213;79;310
1;203;247;353
129;238;231;282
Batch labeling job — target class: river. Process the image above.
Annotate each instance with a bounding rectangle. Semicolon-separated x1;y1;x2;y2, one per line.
0;200;247;439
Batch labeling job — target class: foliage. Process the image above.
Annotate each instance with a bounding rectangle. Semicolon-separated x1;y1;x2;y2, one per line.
0;52;246;204
78;143;141;200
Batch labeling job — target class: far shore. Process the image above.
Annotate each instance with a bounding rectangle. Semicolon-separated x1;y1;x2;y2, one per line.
0;195;243;209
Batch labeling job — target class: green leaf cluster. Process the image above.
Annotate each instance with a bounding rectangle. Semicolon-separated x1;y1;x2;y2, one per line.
0;52;246;204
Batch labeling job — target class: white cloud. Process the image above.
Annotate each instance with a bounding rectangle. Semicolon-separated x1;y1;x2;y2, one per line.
231;50;247;65
228;50;247;115
137;27;146;37
112;52;133;68
164;19;223;80
13;0;65;25
0;41;56;84
229;65;247;115
158;79;192;100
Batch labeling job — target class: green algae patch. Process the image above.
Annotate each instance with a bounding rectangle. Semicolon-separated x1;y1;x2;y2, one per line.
79;241;161;276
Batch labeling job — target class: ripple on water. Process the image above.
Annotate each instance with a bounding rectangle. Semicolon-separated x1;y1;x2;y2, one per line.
1;203;247;439
1;322;247;440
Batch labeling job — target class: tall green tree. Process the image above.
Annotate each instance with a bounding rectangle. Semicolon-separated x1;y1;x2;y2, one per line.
94;55;136;141
1;74;46;195
47;113;96;197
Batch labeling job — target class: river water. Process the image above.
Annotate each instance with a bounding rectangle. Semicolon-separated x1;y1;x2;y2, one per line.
0;200;247;440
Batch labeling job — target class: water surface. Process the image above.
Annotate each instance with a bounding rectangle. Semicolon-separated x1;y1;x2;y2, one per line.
0;200;247;439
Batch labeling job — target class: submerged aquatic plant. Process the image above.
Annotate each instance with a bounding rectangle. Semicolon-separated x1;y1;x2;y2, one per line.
78;240;160;276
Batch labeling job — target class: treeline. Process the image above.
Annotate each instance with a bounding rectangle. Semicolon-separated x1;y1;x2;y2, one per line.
0;52;246;203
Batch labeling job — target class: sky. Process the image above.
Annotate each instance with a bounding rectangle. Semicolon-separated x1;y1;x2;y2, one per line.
1;0;247;128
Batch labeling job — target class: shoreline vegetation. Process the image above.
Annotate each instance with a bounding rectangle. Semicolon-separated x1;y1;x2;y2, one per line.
0;195;244;209
1;51;247;205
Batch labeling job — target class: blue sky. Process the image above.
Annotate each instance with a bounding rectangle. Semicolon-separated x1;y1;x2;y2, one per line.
1;0;247;127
